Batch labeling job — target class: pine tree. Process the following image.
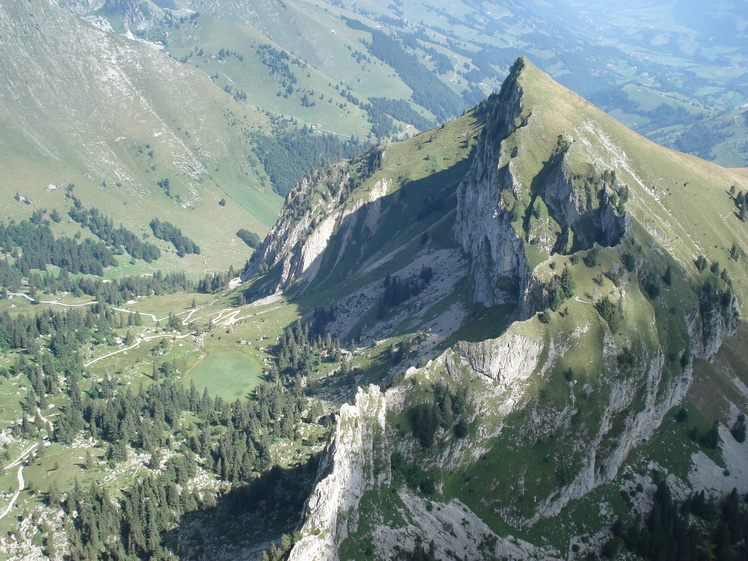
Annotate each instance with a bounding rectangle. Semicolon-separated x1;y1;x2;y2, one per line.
85;450;95;470
695;255;708;271
560;266;575;298
47;479;61;506
662;266;672;285
730;414;746;443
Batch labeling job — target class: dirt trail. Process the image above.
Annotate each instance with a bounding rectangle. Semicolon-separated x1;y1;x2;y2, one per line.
8;288;284;366
84;332;194;367
0;443;39;520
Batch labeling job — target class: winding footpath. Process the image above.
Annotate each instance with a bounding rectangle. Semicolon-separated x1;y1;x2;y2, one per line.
7;284;287;371
6;286;265;328
84;332;194;367
0;443;39;521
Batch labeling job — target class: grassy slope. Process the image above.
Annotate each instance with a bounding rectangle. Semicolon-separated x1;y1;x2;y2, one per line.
0;0;283;276
163;14;379;139
511;60;748;303
187;0;423;115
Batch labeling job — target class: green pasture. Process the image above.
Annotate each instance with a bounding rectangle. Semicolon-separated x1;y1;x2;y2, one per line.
183;347;264;401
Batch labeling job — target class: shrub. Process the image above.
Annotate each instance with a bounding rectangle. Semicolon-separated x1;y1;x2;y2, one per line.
595;296;622;332
621;252;636;272
584;247;599;267
236;229;261;248
731;414;746;443
695;255;708;272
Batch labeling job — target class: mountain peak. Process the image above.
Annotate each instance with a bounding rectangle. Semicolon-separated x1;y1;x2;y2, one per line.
276;54;748;561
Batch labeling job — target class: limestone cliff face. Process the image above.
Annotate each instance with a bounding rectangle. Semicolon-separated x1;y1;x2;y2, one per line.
242;163;352;289
452;333;542;389
528;346;677;522
242;149;392;292
288;328;553;561
695;292;739;358
453;63;528;308
247;59;630;311
288;386;389;561
453;61;627;310
529;291;737;522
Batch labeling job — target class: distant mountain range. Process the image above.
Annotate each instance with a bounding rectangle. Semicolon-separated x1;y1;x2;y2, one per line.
63;0;748;166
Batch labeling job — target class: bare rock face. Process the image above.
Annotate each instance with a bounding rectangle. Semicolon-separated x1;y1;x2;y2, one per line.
454;59;627;311
370;488;555;561
242;164;351;289
453;333;542;387
453;63;529;308
242;153;391;292
288;326;553;561
288;386;389;561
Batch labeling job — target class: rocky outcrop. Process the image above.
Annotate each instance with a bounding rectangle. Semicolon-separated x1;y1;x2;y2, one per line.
242;164;351;289
62;0;172;31
697;293;739;358
242;155;393;292
453;63;529;308
287;278;739;557
288;325;549;560
540;158;628;250
371;489;556;561
288;386;390;561
529;347;674;522
453;333;542;387
454;58;627;311
532;287;737;521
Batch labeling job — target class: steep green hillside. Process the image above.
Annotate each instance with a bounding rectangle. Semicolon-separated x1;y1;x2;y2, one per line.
0;0;282;275
161;14;380;139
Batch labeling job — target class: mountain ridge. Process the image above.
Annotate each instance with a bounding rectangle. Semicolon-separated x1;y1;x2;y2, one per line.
242;57;748;560
248;56;748;311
